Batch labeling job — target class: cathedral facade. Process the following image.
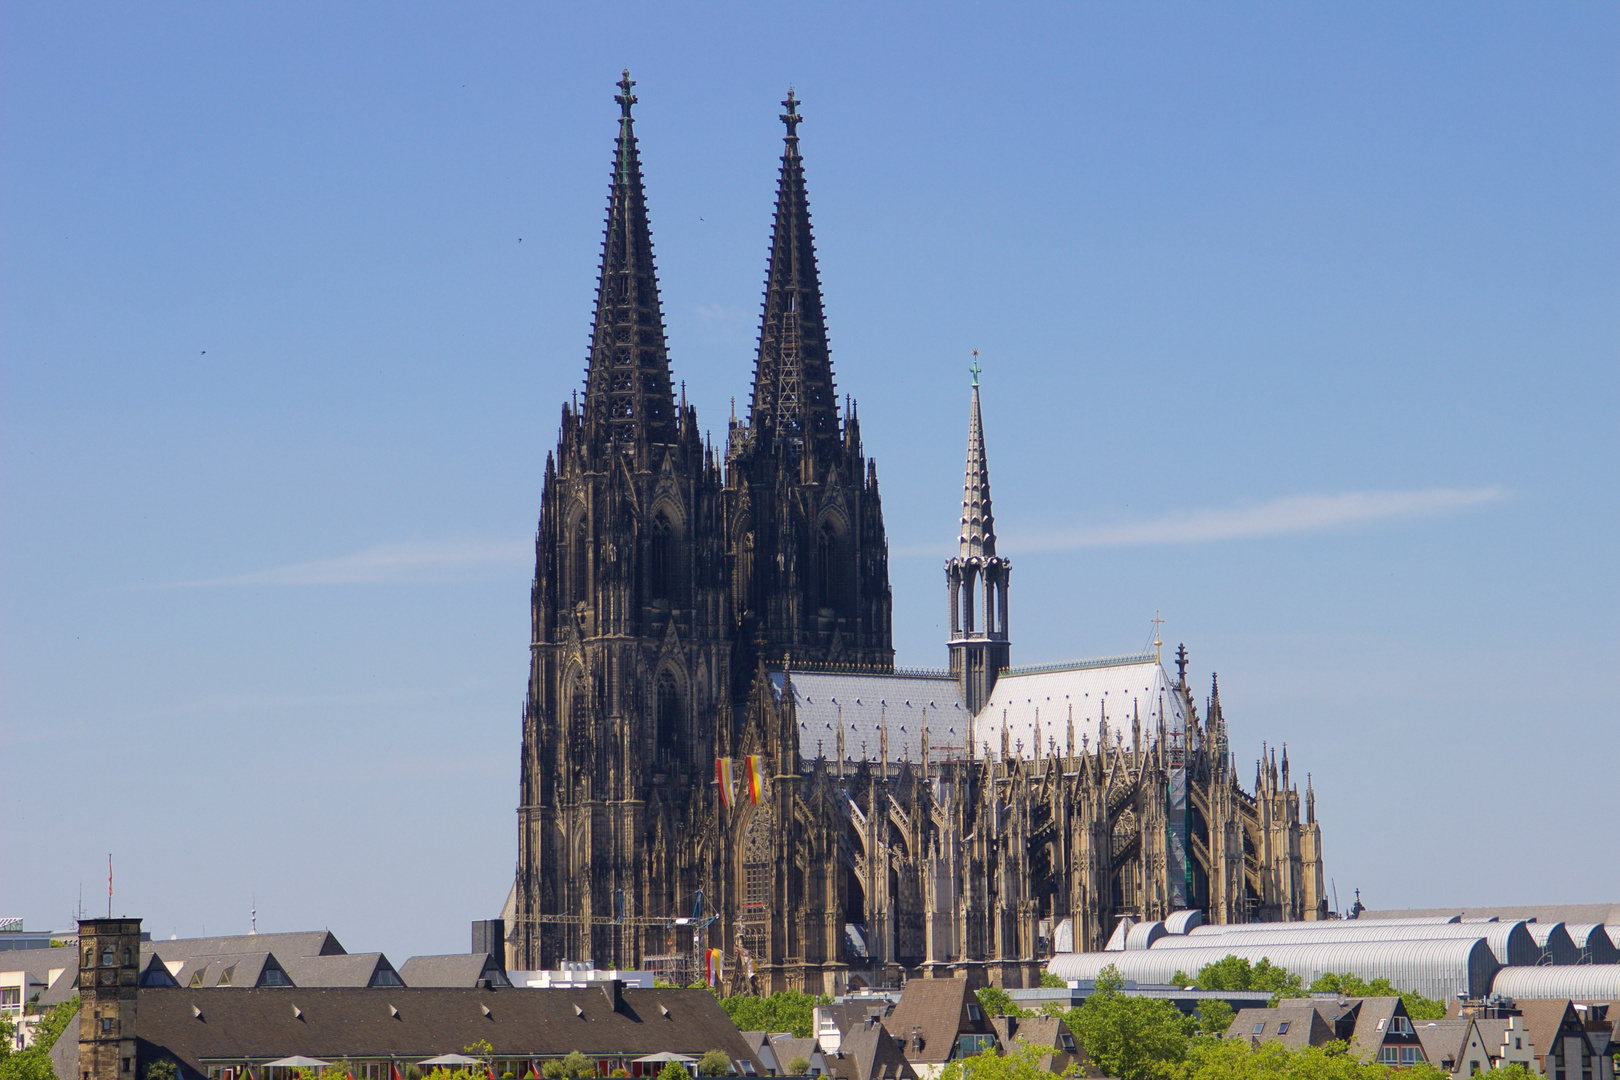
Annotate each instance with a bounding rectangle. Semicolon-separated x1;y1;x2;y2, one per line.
510;74;1327;992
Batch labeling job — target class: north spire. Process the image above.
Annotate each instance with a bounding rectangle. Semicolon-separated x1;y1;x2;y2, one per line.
582;70;678;449
748;89;839;462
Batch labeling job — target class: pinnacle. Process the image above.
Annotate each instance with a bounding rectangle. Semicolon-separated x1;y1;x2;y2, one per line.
957;373;997;560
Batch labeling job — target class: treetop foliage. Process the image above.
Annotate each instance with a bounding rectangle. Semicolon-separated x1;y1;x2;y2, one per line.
975;986;1031;1019
717;991;829;1039
1168;956;1304;1005
1306;973;1447;1020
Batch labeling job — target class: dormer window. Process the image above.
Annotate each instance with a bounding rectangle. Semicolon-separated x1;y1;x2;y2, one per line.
966;1003;982;1021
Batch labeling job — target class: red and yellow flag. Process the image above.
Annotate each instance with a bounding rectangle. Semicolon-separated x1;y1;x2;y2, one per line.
705;947;723;986
746;755;766;804
716;758;736;808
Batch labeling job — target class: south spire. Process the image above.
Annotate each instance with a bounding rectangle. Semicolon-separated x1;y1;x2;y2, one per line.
748;89;841;466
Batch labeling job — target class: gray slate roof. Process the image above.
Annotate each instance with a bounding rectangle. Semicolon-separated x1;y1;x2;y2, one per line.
148;932;345;961
775;672;971;766
397;954;511;988
97;987;762;1079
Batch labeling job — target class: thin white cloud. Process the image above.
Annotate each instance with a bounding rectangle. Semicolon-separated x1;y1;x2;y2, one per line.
155;537;531;587
894;487;1505;558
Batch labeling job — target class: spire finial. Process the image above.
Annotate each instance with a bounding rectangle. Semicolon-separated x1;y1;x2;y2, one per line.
781;88;802;139
616;70;637;119
970;349;981;387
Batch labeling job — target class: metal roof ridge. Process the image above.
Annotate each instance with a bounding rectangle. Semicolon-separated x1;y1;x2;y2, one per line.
998;652;1159;677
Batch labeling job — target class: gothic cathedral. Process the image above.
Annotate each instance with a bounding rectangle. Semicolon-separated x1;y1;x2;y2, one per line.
511;74;1327;992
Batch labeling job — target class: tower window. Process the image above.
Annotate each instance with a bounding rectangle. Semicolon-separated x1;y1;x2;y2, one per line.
649;515;672;601
655;673;682;761
101;947;115;968
572;521;589;604
816;524;841;613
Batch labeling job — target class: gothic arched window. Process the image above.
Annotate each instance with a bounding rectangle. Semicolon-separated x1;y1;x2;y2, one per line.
655;673;682;761
571;520;589;604
649;514;672;601
816;523;841;614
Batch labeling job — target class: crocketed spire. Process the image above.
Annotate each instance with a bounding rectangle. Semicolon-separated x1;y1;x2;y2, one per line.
581;70;678;449
958;361;997;560
748;89;839;462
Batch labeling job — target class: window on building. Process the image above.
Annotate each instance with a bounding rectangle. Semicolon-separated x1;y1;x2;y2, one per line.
744;863;769;914
816;524;841;613
261;967;286;986
1;988;20;1009
1379;1047;1398;1065
655;673;682;759
101;947;115;968
649;515;672;601
1277;1022;1290;1035
966;1003;982;1022
1400;1047;1421;1066
572;521;589;604
100;1018;116;1034
1253;1023;1266;1035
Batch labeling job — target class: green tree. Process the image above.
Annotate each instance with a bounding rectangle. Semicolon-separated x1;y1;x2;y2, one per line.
938;1039;1078;1080
559;1052;594;1079
541;1063;567;1080
695;1050;731;1077
1178;1037;1449;1079
143;1061;179;1080
975;985;1031;1019
717;992;829;1038
1038;972;1066;989
655;1062;690;1080
1064;967;1187;1080
1190;1000;1235;1039
1306;972;1446;1020
0;997;81;1080
1170;956;1304;1005
785;1058;810;1075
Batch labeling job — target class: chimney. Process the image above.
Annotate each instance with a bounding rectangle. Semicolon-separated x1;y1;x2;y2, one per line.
603;979;625;1012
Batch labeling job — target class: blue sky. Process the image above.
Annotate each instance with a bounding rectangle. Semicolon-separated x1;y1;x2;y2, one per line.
3;4;1615;959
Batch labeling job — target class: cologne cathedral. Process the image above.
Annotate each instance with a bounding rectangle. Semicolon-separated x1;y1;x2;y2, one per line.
509;74;1327;992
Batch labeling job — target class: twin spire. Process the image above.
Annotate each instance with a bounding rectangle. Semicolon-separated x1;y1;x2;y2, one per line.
582;71;678;448
581;76;839;460
748;89;840;462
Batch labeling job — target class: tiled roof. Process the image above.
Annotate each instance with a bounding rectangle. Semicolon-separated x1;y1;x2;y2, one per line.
148;932;345;961
279;952;400;988
398;954;510;988
823;1022;915;1080
979;657;1185;759
885;980;989;1065
775;672;970;765
107;987;762;1077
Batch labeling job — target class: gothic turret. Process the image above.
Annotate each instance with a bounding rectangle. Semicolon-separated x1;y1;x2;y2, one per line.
724;91;892;691
948;361;1011;715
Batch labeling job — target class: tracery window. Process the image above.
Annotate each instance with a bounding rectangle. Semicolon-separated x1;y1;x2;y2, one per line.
816;523;841;613
571;520;589;604
744;863;769;913
655;673;681;760
649;514;672;601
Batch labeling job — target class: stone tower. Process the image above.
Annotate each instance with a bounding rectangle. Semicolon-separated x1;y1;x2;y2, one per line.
947;370;1010;714
76;918;140;1080
513;72;731;970
724;91;893;689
